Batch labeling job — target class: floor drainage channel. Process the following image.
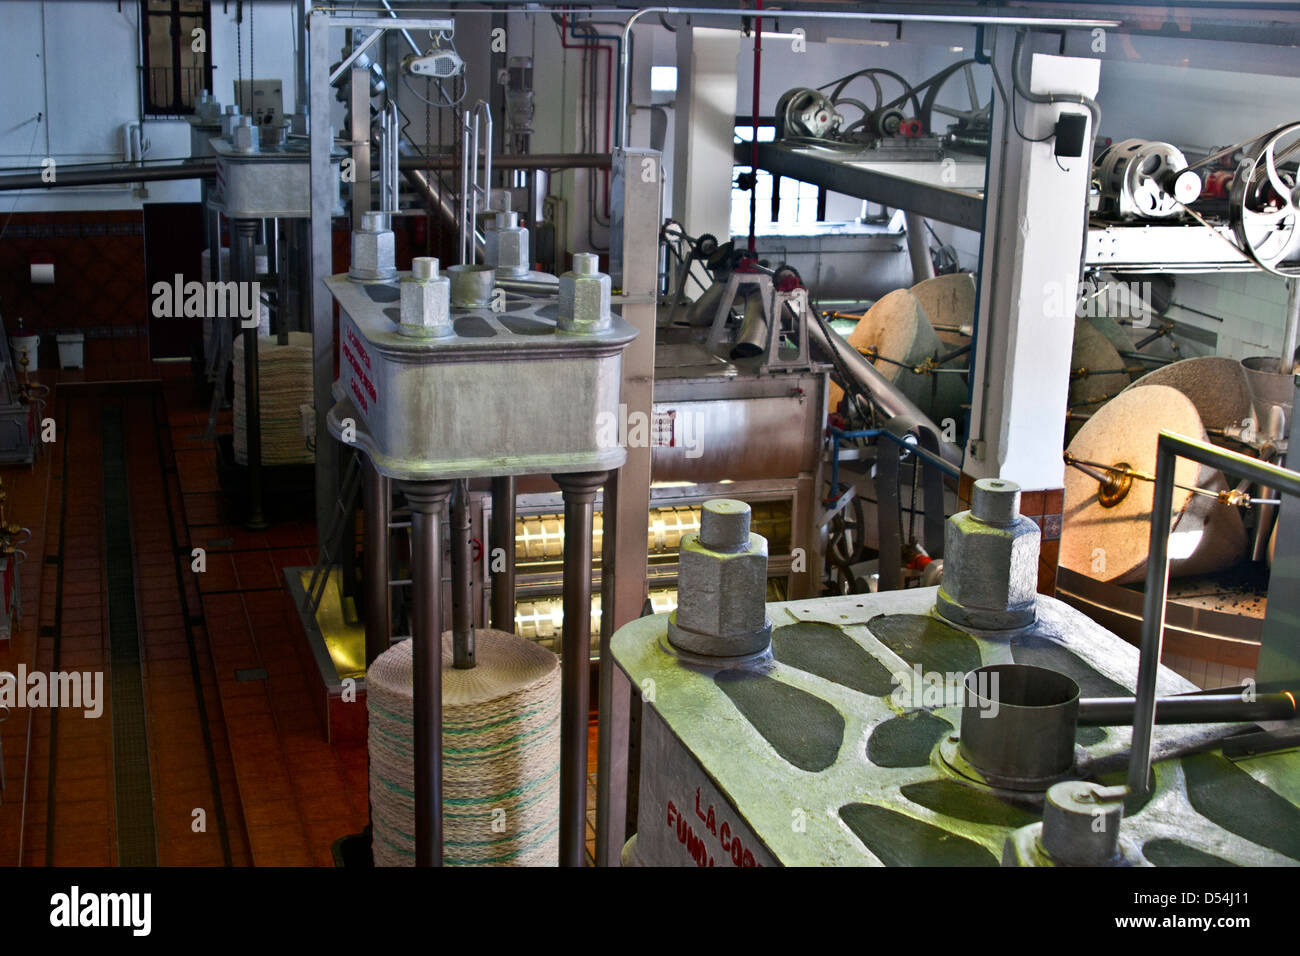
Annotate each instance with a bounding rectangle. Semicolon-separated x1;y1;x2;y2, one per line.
102;404;159;866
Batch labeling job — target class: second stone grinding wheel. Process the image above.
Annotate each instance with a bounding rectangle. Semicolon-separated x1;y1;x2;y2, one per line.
1067;321;1132;443
910;272;975;350
1061;384;1248;585
1122;355;1255;432
828;287;965;423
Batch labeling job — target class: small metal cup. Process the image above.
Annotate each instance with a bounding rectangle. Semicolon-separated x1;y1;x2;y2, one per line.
958;663;1080;789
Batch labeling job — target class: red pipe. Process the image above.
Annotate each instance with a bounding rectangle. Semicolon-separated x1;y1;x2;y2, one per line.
560;15;613;220
748;0;763;253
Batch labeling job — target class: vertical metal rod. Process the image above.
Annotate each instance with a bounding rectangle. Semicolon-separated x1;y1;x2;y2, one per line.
1129;435;1178;799
351;63;373;229
310;9;341;555
554;470;606;867
391;103;400;213
451;479;476;669
460;110;472;265
234;218;267;530
490;475;517;632
363;458;391;666
404;480;454;867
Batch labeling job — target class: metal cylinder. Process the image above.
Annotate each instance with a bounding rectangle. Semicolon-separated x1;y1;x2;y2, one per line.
448;264;496;309
451;480;475;670
731;289;769;360
698;499;751;552
362;459;391;666
1041;780;1125;865
970;478;1021;526
403;481;455;867
958;664;1080;788
554;470;607;867
233;218;267;530
1077;691;1297;726
490;476;517;633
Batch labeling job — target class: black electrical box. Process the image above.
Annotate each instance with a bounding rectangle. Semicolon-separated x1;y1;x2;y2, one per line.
1054;113;1088;158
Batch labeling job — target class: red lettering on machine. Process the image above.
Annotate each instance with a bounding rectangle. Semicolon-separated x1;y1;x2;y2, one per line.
664;788;761;868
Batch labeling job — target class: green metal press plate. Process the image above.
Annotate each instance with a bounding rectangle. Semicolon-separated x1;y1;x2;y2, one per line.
611;589;1300;867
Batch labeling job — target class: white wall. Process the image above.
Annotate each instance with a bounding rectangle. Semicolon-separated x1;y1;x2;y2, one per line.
0;0;303;211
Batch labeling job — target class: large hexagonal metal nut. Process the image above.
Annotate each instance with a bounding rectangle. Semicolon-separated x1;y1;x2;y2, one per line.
669;532;771;656
398;259;452;338
349;216;397;281
487;226;529;277
935;511;1040;630
558;253;611;333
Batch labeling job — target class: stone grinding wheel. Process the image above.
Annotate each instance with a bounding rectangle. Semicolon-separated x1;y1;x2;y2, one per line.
828;288;964;422
910;273;975;350
1082;313;1134;358
1123;356;1255;432
367;629;561;866
1067;322;1131;443
1062;385;1247;585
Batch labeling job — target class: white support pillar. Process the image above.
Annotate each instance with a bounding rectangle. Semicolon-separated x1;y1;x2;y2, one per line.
671;25;740;242
967;33;1100;491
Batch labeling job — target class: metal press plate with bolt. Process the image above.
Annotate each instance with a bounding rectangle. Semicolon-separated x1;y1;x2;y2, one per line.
612;584;1300;867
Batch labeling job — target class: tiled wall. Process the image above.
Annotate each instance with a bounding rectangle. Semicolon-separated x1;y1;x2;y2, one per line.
0;211;149;365
1164;272;1294;362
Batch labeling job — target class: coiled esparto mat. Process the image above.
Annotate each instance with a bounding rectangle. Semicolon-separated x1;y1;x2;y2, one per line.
368;628;561;866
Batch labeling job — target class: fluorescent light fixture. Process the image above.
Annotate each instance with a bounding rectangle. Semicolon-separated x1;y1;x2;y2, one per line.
827;37;889;46
950;46;965;52
650;65;677;93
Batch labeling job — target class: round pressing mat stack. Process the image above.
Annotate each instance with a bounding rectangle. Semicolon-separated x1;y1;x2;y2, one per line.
233;330;315;467
367;628;561;866
1061;384;1247;585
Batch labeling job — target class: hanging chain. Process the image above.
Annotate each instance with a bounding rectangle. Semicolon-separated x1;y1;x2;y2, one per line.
235;1;243;111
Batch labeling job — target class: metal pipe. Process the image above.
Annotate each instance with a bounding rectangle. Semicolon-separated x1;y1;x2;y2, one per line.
1283;279;1300;372
806;314;963;467
1131;430;1300;799
1079;692;1296;726
496;277;559;296
490;476;517;633
554;470;607;867
905;211;937;285
403;480;455;867
234;219;267;530
363;458;392;666
617;8;1121;146
451;480;475;669
401;153;610;172
0;154;611;193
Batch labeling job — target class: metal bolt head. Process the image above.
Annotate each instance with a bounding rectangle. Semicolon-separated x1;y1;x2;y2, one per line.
232;117;260;153
558;253;611;333
486;216;530;278
935;490;1040;631
349;213;397;282
667;497;772;658
398;257;452;338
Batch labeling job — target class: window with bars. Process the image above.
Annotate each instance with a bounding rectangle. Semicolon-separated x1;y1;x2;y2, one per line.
140;0;214;117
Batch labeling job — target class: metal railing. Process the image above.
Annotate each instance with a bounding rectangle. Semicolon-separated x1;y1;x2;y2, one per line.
1131;430;1300;798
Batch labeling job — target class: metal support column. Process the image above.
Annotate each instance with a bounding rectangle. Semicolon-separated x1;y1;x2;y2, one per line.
451;480;476;669
554;470;607;867
233;218;268;530
595;148;661;866
490;476;516;633
309;9;339;557
362;457;391;666
402;479;455;867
